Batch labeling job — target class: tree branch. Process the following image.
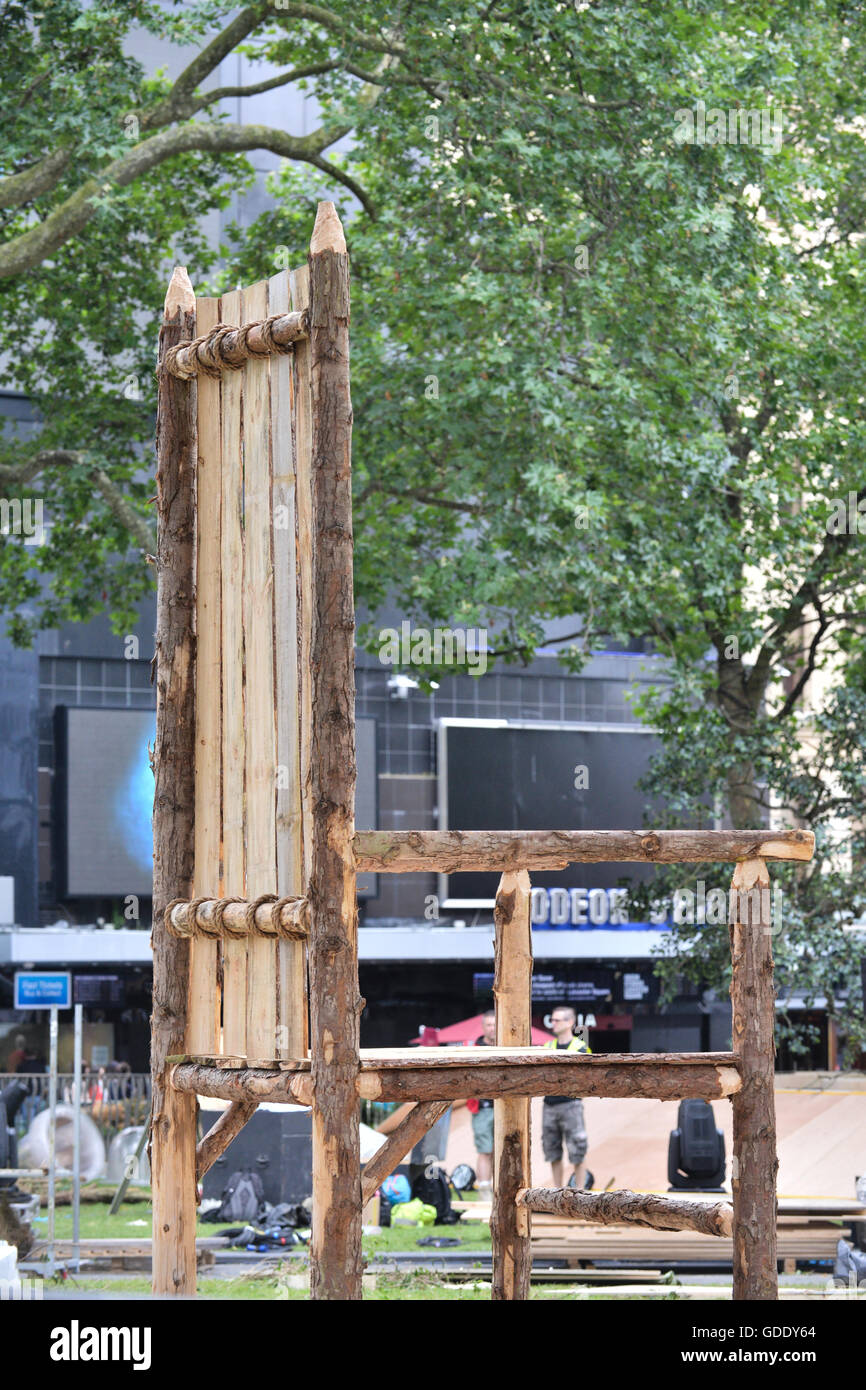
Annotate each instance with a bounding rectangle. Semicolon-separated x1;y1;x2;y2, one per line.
0;118;369;277
269;3;407;56
0;146;74;212
0;450;155;553
195;61;342;107
141;4;269;128
90;468;155;554
358;479;483;514
750;490;864;694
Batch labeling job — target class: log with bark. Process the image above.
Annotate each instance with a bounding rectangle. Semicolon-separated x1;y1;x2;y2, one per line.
151;266;199;1297
517;1187;734;1237
306;200;362;1302
354;828;815;873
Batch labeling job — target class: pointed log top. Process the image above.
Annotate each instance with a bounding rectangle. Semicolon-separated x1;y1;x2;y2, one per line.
164;265;195;317
310;200;346;256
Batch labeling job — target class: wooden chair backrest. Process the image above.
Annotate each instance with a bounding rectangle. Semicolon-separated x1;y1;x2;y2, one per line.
186;267;313;1062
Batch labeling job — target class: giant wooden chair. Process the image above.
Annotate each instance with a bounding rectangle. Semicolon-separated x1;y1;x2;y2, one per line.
151;201;814;1301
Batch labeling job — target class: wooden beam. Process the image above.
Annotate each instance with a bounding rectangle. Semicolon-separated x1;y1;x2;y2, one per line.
151;265;199;1298
360;1102;450;1205
172;1062;313;1108
492;871;532;1302
196;1100;258;1182
517;1187;734;1237
307;200;361;1302
169;1053;740;1107
730;857;778;1300
357;1058;740;1104
354;828;815;872
167;896;309;939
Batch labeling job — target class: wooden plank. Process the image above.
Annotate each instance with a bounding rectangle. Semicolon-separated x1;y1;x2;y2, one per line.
307;202;361;1302
170;1046;739;1071
219;287;247;1057
355;1047;739;1068
289;263;314;930
242;278;278;1060
188;294;222;1055
730;857;778;1300
151;266;199;1297
492;870;532;1301
270;267;306;1060
354;828;815;872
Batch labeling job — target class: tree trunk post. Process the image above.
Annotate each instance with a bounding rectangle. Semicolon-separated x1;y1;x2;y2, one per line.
307;201;362;1301
151;266;198;1297
730;856;778;1300
492;870;533;1300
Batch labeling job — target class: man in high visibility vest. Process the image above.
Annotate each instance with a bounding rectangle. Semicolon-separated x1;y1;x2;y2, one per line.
542;1006;593;1190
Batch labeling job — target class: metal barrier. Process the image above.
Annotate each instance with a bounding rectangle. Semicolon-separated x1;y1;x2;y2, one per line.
1;1072;152;1142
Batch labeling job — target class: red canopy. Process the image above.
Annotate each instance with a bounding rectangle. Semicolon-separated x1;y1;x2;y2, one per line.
411;1014;554;1046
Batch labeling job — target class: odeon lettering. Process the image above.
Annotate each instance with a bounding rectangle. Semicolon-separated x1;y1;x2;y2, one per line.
529;886;669;928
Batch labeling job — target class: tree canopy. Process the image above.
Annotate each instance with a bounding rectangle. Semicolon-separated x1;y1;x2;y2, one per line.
2;0;865;1054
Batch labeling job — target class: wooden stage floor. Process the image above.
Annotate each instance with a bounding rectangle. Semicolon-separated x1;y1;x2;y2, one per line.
442;1072;866;1198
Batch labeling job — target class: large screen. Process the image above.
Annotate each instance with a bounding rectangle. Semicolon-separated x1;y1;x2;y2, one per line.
438;719;663;908
57;706;157;897
56;708;378;899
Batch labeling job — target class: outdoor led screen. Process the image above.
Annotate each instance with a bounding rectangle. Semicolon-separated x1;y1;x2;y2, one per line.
438;718;664;908
56;708;378;899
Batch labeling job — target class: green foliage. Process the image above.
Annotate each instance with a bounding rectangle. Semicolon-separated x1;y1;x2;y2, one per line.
1;1;864;1048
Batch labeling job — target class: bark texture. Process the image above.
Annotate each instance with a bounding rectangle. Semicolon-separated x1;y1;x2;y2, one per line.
354;828;814;872
172;1063;313;1108
196;1101;258;1181
517;1187;734;1237
492;871;532;1301
151;267;198;1297
307;201;362;1302
730;857;778;1300
356;1057;741;1103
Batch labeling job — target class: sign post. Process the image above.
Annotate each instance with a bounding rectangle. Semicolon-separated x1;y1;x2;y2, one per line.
72;1002;83;1273
47;1006;58;1278
14;972;71;1280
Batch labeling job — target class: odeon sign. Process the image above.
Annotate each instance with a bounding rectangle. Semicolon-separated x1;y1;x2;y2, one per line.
529;886;669;929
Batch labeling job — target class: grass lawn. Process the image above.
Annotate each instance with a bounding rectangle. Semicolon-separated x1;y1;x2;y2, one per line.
28;1185;491;1256
51;1270;721;1300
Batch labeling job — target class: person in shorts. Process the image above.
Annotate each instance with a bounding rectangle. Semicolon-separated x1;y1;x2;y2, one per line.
541;1005;593;1189
465;1008;496;1187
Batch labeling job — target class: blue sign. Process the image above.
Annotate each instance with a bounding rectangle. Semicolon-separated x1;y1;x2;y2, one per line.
14;972;72;1010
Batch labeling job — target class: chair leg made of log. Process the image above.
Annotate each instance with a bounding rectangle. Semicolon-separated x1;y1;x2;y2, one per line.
491;871;533;1300
730;857;779;1301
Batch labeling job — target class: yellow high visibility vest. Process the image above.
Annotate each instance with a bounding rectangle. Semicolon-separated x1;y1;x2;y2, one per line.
544;1035;592;1054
